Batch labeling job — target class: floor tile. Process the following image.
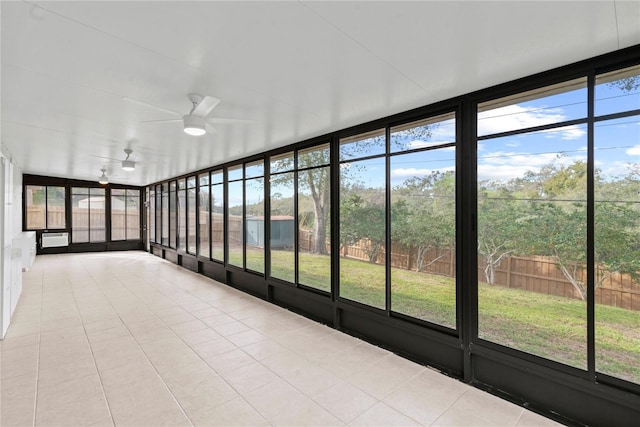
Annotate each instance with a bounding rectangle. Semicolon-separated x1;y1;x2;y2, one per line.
219;361;280;394
313;380;378;424
243;378;342;426
516;409;565;426
189;396;269;427
349;401;421;426
447;387;523;426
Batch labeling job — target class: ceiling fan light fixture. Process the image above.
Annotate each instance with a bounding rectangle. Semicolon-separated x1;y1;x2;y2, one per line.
121;159;135;171
183;114;206;136
98;168;109;185
121;147;136;171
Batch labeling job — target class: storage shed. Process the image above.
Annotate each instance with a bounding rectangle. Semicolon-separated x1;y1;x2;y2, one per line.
246;215;294;248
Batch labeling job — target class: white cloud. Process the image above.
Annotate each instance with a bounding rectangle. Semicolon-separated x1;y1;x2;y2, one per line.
626;145;640;155
391;166;455;179
478;105;585;140
478;150;587;182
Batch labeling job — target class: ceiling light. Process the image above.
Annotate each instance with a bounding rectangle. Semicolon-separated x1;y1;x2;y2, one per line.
98;168;109;185
183;114;206;136
122;148;135;171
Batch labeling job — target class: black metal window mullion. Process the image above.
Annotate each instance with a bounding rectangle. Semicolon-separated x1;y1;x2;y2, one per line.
586;72;596;381
293;152;299;287
385;126;392;314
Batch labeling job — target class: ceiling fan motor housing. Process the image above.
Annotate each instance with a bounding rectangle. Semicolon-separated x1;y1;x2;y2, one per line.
183;114;206;136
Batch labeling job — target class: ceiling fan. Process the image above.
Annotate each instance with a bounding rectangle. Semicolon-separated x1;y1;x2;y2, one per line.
90;148;141;172
124;93;254;136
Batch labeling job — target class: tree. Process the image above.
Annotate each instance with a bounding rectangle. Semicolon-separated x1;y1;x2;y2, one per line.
340;193;385;263
477;188;526;284
392;171;455;272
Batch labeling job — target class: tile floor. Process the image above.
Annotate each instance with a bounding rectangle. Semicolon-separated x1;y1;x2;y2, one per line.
1;251;563;426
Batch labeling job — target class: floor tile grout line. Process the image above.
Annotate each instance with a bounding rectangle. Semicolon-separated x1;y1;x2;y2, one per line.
83;257;196;427
113;255;276;426
31;266;45;427
67;261;117;427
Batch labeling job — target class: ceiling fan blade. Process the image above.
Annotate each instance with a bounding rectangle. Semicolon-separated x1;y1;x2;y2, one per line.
207;117;257;125
191;95;221;117
140;118;183;123
88;154;119;161
121;96;181;116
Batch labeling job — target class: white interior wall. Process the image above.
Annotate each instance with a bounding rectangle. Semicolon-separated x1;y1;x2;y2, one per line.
0;144;24;338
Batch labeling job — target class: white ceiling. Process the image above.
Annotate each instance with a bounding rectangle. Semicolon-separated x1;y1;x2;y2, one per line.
2;1;639;186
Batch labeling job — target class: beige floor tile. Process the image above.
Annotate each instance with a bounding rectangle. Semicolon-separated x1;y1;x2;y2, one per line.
1;392;36;427
313;380;378;424
204;348;257;374
431;406;496;426
225;329;266;347
383;369;468;426
166;370;239;416
241;338;287;360
36;389;110;426
178;328;222;346
347;355;423;400
212;321;251;337
282;362;342;397
170;319;209;335
104;376;188;426
99;358;159;389
192;337;238;359
1;372;37;401
219;361;280;394
38;358;98;390
190;397;269;427
243;378;342;426
200;313;240;328
0;333;39;351
447;387;524;426
4;320;41;339
1;347;39;380
516;409;565;426
349;402;421;426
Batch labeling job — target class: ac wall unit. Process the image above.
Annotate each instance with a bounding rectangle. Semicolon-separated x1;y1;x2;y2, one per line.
41;232;69;248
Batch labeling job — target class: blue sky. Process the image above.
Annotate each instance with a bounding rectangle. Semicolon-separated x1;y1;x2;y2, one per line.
234;72;640;204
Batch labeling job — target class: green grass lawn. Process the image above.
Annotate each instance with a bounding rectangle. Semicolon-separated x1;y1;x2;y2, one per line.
257;250;640;383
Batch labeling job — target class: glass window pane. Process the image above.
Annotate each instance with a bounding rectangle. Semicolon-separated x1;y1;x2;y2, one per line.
149;190;155;242
595;65;640;117
478;78;587;137
339;156;386;309
595;115;640;384
390;112;456;153
477;125;588;369
25;185;46;230
89;188;106;242
212;170;223;184
187;176;196;188
229;166;243;181
177;189;186;250
270;172;295;283
245;160;264;178
126;192;140;240
111;189;126;241
169;187;176;248
299;143;330;168
340;129;385;161
212;183;224;261
187;187;197;254
228;180;243;267
271;152;294;173
198;176;210;258
72;188;89;243
390;148;456;328
298;165;331;292
246;177;264;273
199;173;210;187
177;179;185;190
47;186;66;229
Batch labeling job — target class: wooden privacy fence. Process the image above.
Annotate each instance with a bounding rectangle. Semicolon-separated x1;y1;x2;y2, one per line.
27;207;140;240
340;239;640;311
